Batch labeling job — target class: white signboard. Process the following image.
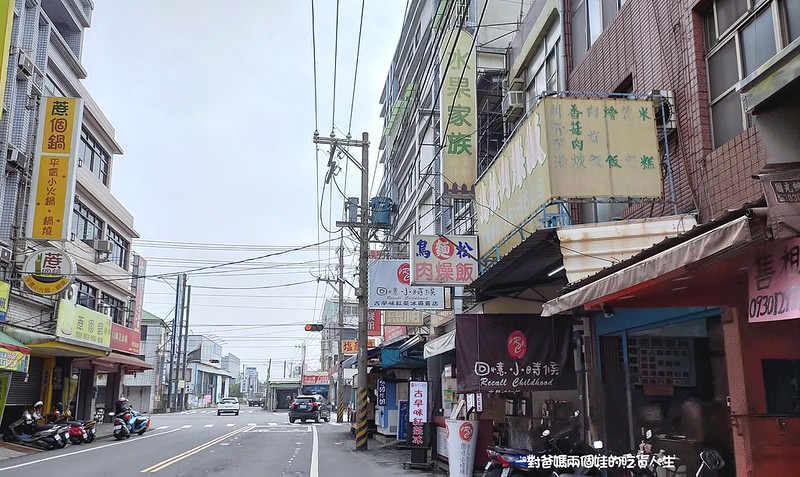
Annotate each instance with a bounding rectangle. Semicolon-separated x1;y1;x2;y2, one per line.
368;260;444;310
409;380;428;423
410;234;479;286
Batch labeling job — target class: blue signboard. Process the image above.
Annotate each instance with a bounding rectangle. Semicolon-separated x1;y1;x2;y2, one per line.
377;379;387;406
397;400;409;441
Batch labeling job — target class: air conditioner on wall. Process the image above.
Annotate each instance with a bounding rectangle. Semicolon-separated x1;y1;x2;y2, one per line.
98;303;112;316
93;239;112;253
0;246;11;264
61;283;78;304
503;90;525;116
651;89;677;139
17;50;34;79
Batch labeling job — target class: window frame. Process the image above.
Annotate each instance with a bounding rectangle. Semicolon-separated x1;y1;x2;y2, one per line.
76;280;97;309
106;226;129;269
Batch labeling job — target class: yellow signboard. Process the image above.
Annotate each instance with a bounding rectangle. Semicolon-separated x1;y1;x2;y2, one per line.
342;339;378;355
0;346;29;373
476;96;663;259
26;97;83;240
440;29;477;196
56;299;112;350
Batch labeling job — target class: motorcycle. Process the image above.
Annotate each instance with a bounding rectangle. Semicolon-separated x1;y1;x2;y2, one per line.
482;411;601;477
109;408;150;440
2;408;69;450
49;405;97;444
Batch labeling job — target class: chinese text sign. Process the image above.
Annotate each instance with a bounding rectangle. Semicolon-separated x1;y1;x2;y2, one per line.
368;260;444;310
748;237;800;323
411;234;478;286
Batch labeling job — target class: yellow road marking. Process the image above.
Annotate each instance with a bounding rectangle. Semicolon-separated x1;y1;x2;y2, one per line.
140;425;254;473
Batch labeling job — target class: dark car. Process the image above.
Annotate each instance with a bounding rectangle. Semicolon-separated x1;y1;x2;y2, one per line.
247;398;263;407
288;395;330;423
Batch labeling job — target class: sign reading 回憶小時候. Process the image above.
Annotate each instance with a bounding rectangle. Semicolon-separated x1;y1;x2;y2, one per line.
26;96;83;241
368;260;444;310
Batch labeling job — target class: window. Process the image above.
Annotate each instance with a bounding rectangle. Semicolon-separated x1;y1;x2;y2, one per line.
72;200;103;245
76;280;97;309
101;293;126;326
107;227;129;269
761;359;800;414
704;0;796;148
141;325;148;341
78;128;110;185
571;0;626;66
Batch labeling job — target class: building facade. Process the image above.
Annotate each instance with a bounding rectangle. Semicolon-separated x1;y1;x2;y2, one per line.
375;0;800;475
185;335;234;408
0;0;147;428
122;311;169;413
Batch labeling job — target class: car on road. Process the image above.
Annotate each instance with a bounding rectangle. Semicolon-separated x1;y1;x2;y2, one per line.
217;397;240;416
288;395;330;423
247;397;263;407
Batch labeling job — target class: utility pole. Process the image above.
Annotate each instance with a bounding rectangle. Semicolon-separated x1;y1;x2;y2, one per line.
315;130;370;450
180;285;191;411
336;237;345;423
167;274;186;413
300;343;307;379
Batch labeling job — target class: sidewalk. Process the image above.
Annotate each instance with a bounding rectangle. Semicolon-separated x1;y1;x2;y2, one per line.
0;441;39;461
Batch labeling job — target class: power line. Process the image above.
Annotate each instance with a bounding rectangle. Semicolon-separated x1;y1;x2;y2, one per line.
331;0;340;133
347;0;365;136
311;0;319;133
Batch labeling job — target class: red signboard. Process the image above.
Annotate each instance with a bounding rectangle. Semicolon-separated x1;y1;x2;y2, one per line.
302;373;330;385
384;325;406;341
110;322;140;354
368;310;381;336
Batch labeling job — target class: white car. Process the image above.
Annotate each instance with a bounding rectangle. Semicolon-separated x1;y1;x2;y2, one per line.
217;397;240;416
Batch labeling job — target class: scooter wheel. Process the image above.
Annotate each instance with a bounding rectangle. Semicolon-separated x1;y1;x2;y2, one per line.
85;433;95;443
137;429;146;435
2;433;14;442
113;432;125;440
57;438;68;448
69;436;83;445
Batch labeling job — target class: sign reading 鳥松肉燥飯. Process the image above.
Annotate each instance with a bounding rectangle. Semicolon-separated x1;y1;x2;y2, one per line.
410;234;478;286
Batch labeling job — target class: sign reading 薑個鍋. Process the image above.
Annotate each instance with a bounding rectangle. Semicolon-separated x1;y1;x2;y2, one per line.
22;248;75;295
456;314;576;393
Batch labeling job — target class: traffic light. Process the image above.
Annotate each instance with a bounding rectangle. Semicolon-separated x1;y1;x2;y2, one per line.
304;324;324;331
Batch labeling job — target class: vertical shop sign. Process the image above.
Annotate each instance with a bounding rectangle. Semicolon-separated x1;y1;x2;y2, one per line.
26;97;83;240
367;310;381;336
0;281;9;322
377;379;387;406
440;29;477;196
131;255;147;332
407;381;429;447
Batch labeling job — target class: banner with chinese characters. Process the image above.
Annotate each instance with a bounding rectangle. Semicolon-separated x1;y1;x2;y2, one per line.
368;260;444;310
411;234;479;285
476;96;662;260
56;299;112;350
383;310;424;326
26;96;83;240
368;310;381;336
377;379;387;406
110;323;140;355
302;373;330;385
455;314;576;393
0;281;9;322
440;29;477;196
130;255;147;333
341;338;378;354
748;236;800;323
407;380;429;448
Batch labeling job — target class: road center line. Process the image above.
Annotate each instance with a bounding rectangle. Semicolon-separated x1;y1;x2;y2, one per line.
140;425;253;473
310;425;319;477
0;428;183;472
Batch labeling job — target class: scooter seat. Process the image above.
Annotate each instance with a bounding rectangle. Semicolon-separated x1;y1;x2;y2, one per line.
34;424;54;432
493;446;534;455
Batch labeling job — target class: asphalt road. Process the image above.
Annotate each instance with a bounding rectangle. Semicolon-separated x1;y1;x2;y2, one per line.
0;406;435;477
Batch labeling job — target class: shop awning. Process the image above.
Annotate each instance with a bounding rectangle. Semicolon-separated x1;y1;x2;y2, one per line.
28;340;108;358
542;214;755;317
95;352;153;371
423;329;455;359
194;362;234;378
0;330;31;373
341;347;381;368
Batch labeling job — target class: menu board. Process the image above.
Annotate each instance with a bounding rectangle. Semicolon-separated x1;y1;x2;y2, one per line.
628;337;695;387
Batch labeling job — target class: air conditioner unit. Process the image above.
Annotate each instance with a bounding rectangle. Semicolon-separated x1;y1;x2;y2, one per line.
503;90;525;116
61;283;78;304
16;51;34;79
6;147;26;168
651;89;677;140
0;246;11;264
93;239;113;253
98;303;112;316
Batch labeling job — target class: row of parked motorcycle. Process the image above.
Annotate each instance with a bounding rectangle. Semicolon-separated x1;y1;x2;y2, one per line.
482;410;726;477
1;397;151;450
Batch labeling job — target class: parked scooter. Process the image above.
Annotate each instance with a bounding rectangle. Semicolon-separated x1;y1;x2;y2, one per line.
109;397;150;440
50;402;97;444
2;403;69;450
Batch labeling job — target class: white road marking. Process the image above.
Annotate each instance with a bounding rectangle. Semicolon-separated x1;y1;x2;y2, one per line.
310;425;319;477
268;422;277;426
220;443;230;446
0;427;183;472
156;425;170;430
248;410;253;414
204;424;214;428
327;422;341;426
247;422;256;426
181;425;192;429
226;423;235;427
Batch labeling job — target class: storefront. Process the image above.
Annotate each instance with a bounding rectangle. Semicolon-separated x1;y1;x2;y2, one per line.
0;330;32;430
541;208;800;476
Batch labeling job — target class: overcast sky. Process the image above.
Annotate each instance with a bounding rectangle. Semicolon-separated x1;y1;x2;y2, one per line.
80;1;406;378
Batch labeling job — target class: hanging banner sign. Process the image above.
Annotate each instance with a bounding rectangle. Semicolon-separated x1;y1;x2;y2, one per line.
368;260;444;310
377;379;387;406
368;310;381;336
748;236;800;323
411;234;479;286
407;380;429;448
21;247;75;295
26;96;83;240
456;314;576;393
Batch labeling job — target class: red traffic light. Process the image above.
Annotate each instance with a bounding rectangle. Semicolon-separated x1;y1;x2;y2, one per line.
304;324;324;331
